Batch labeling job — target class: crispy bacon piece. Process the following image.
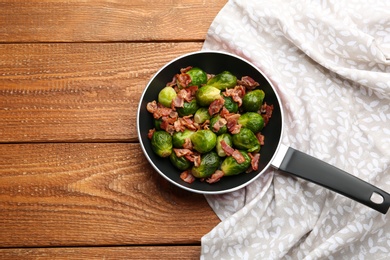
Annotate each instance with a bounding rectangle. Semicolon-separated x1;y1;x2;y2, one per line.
219;107;231;118
177;89;193;102
238;76;260;90
180;171;196;184
261;103;274;126
223;85;246;106
232;150;246;163
180;66;192;73
172;96;184;108
146;100;158;114
220;140;234;156
208;96;225;116
147;128;155;139
182;138;193;150
176;73;192;88
256;133;265;146
166;75;177;87
248;152;260;171
206;170;224;184
225;113;241;134
212;118;227;133
184;152;201;167
173;148;193;157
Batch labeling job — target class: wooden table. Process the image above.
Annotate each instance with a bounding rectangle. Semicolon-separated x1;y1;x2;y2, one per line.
0;1;226;258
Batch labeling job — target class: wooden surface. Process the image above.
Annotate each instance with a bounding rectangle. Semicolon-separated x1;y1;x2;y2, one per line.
0;0;226;259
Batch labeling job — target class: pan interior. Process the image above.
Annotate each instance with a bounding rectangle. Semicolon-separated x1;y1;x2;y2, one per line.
138;52;283;194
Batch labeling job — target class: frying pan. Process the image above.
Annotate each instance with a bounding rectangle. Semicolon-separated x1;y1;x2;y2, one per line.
137;51;390;214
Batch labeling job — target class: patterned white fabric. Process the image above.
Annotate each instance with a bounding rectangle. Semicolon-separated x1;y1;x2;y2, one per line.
201;0;390;259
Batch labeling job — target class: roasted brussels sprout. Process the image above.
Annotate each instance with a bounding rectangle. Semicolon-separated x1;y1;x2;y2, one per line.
154;118;162;130
187;67;207;86
158;86;177;108
216;133;233;157
151;131;172;157
210;115;227;135
177;99;199;117
172;129;194;148
207;71;237;90
238;112;264;134
242;89;265;112
232;128;260;153
194;107;211;124
223;95;239;113
190;129;217;153
196;85;221;106
191;151;220;178
220;150;251;176
169;152;192;170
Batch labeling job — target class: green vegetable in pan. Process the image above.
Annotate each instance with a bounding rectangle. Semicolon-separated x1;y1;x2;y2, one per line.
169;152;192;171
194;107;211;124
172;129;194;148
190;129;217;153
177;99;199;117
232;128;260;153
158;86;177;108
196;85;221;106
220;150;251;176
151;131;172;157
242;89;265;112
186;67;208;87
238;112;264;134
207;71;237;90
216;133;233;157
191;151;220;178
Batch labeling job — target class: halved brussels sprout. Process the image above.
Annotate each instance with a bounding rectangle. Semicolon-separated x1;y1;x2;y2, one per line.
220;150;251;176
210;115;227;135
216;133;233;157
187;67;207;86
151;131;172;157
158;86;177;108
196;85;221;106
191;151;220;178
169;152;192;171
177;99;199;117
232;128;260;153
223;95;239;113
172;129;195;148
190;129;217;153
242;89;265;112
238;112;264;134
194;107;211;124
207;71;237;90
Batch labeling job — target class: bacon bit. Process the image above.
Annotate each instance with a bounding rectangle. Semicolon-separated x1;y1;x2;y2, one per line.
261;103;274;126
180;66;192;73
212;118;227;133
147;128;156;139
152;104;173;119
193;154;201;167
256;133;265;146
232;150;246;163
180;116;197;131
224;85;245;106
208;96;225;116
174;148;193;157
220;140;234;156
180;171;196;184
206;170;224;184
182;138;193;150
200;119;210;130
176;73;192;88
207;73;215;81
219;107;231;119
172;96;184;108
184;152;201;167
177;89;193;102
165;124;175;135
225;113;241;134
248;152;260;171
230;124;241;134
146;100;158;114
187;85;198;97
238;76;260;90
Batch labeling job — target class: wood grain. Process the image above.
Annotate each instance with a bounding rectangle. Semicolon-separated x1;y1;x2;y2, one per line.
0;0;226;43
0;42;202;143
0;143;220;247
1;246;202;259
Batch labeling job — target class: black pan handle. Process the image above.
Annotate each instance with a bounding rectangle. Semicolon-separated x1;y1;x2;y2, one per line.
272;145;390;214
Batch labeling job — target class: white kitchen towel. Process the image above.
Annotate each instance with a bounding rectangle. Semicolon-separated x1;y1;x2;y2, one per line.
201;0;390;259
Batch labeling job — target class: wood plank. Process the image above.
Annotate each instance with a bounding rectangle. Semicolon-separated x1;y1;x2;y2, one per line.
0;143;219;247
1;246;202;259
0;42;203;142
0;0;226;43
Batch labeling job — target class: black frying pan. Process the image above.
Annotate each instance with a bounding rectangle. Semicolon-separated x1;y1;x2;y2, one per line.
137;51;390;214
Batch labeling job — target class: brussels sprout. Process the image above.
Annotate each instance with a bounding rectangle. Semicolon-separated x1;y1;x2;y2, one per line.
210;115;227;135
191;151;220;178
172;129;194;148
196;85;221;106
190;129;217;153
207;71;237;90
232;128;260;153
154;118;162;130
238;112;264;134
151;131;172;157
169;152;192;170
216;133;233;157
177;99;199;117
187;67;207;86
158;86;177;108
242;89;265;112
223;95;239;113
220;150;251;176
194;107;211;124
